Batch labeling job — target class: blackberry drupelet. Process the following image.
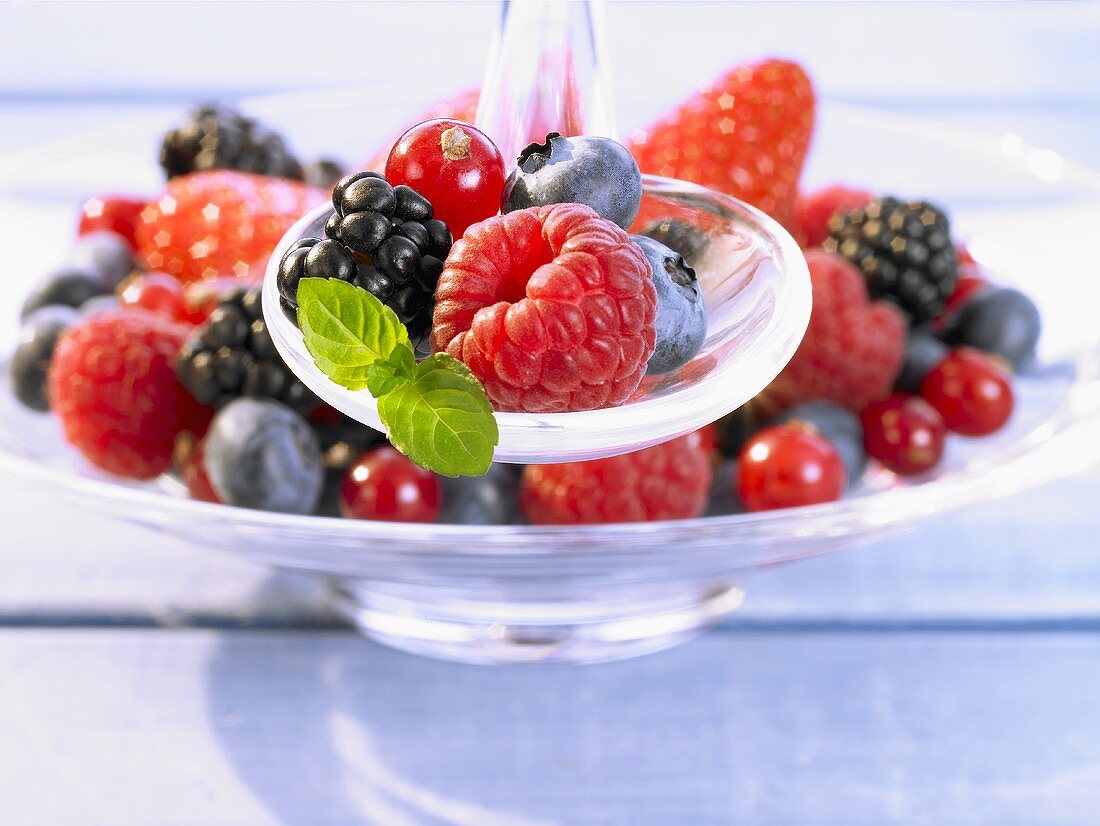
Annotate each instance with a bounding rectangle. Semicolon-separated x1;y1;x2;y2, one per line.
275;171;453;350
825;197;957;325
177;286;318;413
160;104;303;181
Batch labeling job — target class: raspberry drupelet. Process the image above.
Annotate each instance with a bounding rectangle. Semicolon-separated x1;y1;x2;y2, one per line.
430;203;657;413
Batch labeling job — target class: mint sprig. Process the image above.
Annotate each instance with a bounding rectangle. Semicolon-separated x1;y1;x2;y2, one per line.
296;278;498;477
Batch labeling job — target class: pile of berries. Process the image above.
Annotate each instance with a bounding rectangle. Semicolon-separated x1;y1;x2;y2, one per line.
7;56;1044;524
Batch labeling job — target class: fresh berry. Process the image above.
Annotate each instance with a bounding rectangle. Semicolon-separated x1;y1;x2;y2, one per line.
941;287;1041;371
77;194;147;248
385;119;506;238
919;347;1014;436
362;88;481;171
794;184;873;248
79;294;122;317
713;404;768;459
861;393;946;476
303;156;347;190
825;197;957;324
736;424;846;512
778;400;866;485
431;203;657;413
439;464;519;525
120;272;193;324
10;306;80;412
896;330;950;392
159;104;303;181
203;398;323;513
761;250;905;414
281;170;453;350
520;432;712;524
68;231;136;291
638;218;709;262
502;133;642;230
313;413;389;516
21;267;111;320
178;286;318;413
630;235;706;374
933;272;990;331
135;170;325;283
175;436;221;504
49;311;213;479
339;446;441;523
627;59;815;228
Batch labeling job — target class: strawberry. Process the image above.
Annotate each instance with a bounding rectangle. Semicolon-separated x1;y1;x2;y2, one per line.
759;249;905;415
627;59;815;229
134;170;325;284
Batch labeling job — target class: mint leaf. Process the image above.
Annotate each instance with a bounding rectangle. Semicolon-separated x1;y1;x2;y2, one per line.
365;343;416;398
378;354;498;477
297;277;408;391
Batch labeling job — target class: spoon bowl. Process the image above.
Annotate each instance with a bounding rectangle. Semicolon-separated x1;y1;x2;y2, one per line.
262;174;811;463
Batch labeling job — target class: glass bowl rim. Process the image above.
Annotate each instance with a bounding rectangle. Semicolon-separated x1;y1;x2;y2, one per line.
1;100;1099;557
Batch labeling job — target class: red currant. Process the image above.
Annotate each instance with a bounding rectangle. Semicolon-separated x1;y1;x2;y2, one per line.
179;438;221;504
860;393;947;476
919;347;1014;436
77;194;147;249
119;272;192;323
736;424;847;512
385;119;505;239
340;447;441;523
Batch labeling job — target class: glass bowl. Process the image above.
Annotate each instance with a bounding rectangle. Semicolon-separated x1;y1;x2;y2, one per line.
263;180;811;463
1;90;1099;664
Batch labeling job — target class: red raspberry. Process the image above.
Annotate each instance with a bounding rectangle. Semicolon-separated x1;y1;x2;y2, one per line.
431;203;657;413
49;311;213;479
134;170;324;283
520;431;713;524
760;250;905;415
627;59;815;229
794;184;873;248
77;194;147;249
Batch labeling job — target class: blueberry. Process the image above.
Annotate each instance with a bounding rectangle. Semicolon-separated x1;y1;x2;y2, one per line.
9;306;80;412
941;287;1041;370
778;401;866;486
501;133;642;229
640;219;709;263
439;464;518;525
67;231;134;290
630;235;707;374
21;267;111;320
79;294;122;317
896;330;949;392
203;399;323;514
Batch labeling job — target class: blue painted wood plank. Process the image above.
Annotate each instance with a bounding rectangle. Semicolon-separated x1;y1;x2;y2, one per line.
1;628;1098;825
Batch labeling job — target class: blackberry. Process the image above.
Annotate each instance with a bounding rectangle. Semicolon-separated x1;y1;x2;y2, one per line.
825;197;957;325
178;286;318;413
160;103;303;181
275;171;453;351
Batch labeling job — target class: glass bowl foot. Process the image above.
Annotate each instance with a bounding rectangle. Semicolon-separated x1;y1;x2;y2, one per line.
329;579;744;665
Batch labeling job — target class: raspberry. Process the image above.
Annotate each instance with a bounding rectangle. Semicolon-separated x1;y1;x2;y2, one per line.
760;249;906;415
794;184;873;248
431;203;657;413
135;170;325;283
520;432;713;524
627;59;815;229
49;311;213;479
